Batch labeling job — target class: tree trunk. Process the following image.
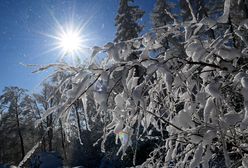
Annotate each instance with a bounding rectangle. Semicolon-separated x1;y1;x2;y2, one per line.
15;99;25;159
47;99;53;151
59;120;67;162
47;114;53;151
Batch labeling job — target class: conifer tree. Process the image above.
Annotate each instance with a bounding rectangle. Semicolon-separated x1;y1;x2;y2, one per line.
151;0;172;50
151;0;172;28
114;0;144;42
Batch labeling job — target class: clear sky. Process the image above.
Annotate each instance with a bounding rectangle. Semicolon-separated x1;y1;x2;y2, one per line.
0;0;154;93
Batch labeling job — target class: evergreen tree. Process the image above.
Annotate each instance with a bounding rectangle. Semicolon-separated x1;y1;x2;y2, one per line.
114;0;144;42
151;0;173;50
151;0;172;28
0;87;27;162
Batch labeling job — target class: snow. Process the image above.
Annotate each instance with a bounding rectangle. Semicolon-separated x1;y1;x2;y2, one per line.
217;0;231;23
189;143;203;168
30;152;63;168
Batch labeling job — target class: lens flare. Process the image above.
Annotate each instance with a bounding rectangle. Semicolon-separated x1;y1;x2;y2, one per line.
59;29;82;54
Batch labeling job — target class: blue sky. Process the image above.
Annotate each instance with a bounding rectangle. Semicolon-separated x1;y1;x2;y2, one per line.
0;0;154;93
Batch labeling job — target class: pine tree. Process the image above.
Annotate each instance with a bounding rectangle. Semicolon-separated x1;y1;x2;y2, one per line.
114;0;144;42
151;0;172;28
151;0;173;50
0;87;27;161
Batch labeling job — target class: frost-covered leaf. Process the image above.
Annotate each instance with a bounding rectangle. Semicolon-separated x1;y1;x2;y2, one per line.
203;130;216;146
185;39;206;62
205;82;221;98
216;46;241;61
204;97;215;123
218;0;230;23
242;154;248;168
189;143;203;168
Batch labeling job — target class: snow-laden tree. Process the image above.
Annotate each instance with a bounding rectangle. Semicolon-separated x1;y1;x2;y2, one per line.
151;0;172;28
151;0;173;51
0;87;27;161
20;0;248;167
114;0;144;42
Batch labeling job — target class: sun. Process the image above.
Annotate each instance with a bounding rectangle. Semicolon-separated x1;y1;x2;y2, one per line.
39;17;93;63
58;28;83;54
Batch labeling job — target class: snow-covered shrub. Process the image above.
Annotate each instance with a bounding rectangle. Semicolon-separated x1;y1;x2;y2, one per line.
20;0;248;167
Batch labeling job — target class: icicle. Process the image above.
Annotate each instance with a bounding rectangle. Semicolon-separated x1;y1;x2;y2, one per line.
81;95;91;131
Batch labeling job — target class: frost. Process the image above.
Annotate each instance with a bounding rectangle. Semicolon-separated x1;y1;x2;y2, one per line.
189;143;203;168
196;92;207;108
201;17;217;28
114;120;124;134
233;72;247;83
204;97;215;123
116;126;133;159
216;46;241;61
218;0;230;23
241;77;248;89
104;42;122;62
202;146;212;168
164;140;173;163
26;1;248;167
222;111;242;127
18;140;41;167
177;110;194;128
242;154;248;168
185;39;206;62
205;82;221;98
158;67;173;92
90;46;103;62
203;130;216;145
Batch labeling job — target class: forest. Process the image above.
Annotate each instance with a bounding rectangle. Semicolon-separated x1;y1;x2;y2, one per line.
1;0;248;167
